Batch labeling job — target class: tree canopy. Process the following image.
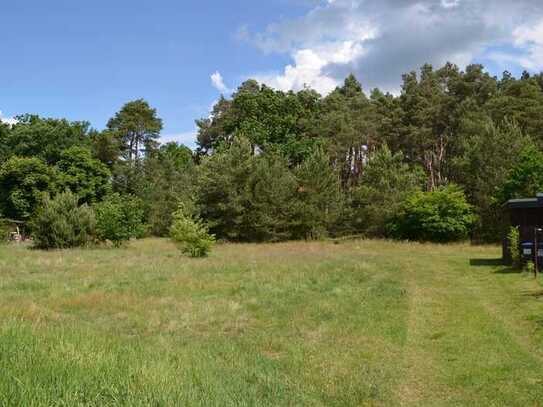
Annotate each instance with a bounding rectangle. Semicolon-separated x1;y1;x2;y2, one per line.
107;99;163;162
3;62;543;243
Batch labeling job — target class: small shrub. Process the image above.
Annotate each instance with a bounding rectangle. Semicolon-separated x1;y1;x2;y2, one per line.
507;226;521;269
525;260;535;275
170;206;215;257
387;184;476;242
31;191;96;249
94;194;146;247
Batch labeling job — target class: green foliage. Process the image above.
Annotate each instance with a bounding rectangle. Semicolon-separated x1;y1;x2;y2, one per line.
90;130;122;167
195;96;233;155
196;81;322;163
348;145;424;236
0;115;91;164
0;122;11;161
487;76;543;143
170;206;215;257
452;118;533;241
194;67;516;242
245;152;298;241
388;185;476;242
396;64;455;190
139;143;196;236
5;64;543;244
110;160;144;195
525;260;535;275
31;191;96;249
396;63;497;190
453;119;532;204
317;75;372;185
94;194;146;246
0;219;13;242
55;146;111;204
293;147;343;239
496;145;543;203
197;137;255;241
507;226;521;269
107;99;163;162
196;138;342;242
159;142;193;169
0;156;56;220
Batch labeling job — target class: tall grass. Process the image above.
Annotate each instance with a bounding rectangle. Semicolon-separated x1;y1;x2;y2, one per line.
0;239;542;405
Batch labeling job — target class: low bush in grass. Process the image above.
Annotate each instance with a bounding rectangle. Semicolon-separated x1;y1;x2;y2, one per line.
170;206;215;257
31;191;96;249
94;193;146;247
508;226;521;269
387;184;476;243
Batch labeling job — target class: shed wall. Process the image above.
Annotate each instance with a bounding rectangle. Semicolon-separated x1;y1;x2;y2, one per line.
510;207;543;242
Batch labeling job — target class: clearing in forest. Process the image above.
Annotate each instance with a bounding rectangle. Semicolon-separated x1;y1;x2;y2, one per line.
0;239;542;406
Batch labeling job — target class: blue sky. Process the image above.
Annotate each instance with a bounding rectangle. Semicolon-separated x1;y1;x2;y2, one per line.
1;1;543;148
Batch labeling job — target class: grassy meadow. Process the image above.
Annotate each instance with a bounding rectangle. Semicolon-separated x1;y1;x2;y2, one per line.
0;239;543;406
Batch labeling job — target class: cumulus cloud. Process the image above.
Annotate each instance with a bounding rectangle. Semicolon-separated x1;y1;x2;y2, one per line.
210;71;230;93
513;17;543;70
0;111;17;126
241;0;543;94
441;0;460;9
161;130;198;149
254;41;365;95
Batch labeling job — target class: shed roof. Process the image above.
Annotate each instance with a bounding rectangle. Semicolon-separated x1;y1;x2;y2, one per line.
507;193;543;209
0;218;25;224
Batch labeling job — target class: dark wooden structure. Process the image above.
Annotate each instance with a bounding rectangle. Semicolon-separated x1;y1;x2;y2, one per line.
503;193;543;261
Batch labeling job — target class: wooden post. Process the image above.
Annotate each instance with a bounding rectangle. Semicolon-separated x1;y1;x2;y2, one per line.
535;227;539;278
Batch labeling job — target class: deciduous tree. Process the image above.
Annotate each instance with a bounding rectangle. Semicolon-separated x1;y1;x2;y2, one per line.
0;156;56;220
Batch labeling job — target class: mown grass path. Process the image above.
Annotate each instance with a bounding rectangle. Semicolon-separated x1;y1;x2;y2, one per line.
398;246;543;406
0;239;542;406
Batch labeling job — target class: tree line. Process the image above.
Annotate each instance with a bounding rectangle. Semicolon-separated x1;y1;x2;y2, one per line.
1;62;543;247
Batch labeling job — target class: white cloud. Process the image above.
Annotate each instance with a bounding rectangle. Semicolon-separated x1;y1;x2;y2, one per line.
512;17;543;70
441;0;460;9
240;0;543;94
254;41;365;95
161;130;197;149
0;110;17;126
210;71;230;93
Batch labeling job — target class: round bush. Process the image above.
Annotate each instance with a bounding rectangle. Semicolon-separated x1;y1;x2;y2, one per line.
94;193;146;247
387;185;476;242
31;191;96;249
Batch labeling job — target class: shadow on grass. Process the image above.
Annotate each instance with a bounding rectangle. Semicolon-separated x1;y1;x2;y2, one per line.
493;267;522;274
469;258;504;267
521;289;543;299
469;258;521;274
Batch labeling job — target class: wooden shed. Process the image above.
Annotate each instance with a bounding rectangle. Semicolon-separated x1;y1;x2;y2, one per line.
503;193;543;261
0;219;27;242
